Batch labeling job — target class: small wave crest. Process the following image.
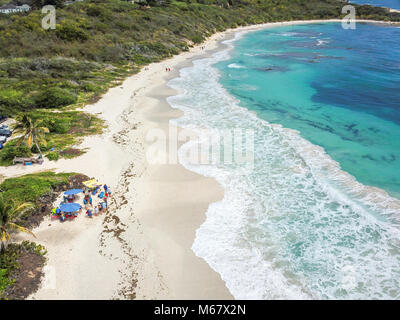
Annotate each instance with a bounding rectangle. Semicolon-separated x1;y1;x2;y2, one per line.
228;63;245;69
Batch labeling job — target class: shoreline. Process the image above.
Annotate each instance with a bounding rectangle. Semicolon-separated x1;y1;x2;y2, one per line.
6;18;399;300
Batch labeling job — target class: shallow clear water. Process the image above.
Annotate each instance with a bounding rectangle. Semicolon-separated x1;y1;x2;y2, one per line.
167;22;400;299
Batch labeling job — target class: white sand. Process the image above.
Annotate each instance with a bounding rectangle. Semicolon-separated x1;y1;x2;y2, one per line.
5;19;398;300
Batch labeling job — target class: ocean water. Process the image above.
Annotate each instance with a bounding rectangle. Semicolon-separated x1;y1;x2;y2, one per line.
167;22;400;299
217;23;400;199
350;0;400;10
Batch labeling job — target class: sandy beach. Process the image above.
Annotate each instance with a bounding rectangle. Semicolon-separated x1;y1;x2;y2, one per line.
3;19;398;300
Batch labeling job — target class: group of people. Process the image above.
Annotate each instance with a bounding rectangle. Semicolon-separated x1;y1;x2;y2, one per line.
51;183;112;222
83;184;111;218
165;67;172;72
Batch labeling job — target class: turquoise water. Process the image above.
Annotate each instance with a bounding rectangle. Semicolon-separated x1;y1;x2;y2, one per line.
168;22;400;299
351;0;400;10
216;23;400;199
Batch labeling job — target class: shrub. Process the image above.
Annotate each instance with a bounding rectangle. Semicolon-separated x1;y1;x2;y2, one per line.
56;23;89;41
34;88;77;108
0;89;34;114
46;151;59;161
0;143;31;165
86;5;111;18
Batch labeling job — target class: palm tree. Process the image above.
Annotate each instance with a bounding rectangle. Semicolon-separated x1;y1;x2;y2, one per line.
0;195;35;253
14;115;50;158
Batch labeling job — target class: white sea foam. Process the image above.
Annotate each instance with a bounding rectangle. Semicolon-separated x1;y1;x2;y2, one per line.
228;63;245;69
316;39;330;46
166;30;400;299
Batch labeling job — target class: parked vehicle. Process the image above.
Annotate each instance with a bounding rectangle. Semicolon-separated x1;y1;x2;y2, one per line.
0;129;12;137
0;143;3;149
0;136;7;143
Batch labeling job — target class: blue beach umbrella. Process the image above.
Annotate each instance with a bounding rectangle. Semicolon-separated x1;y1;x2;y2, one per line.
64;189;83;196
59;203;81;213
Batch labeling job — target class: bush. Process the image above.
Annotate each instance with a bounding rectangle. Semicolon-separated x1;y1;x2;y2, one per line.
0;143;31;165
34;88;77;108
86;5;111;18
56;22;89;41
41;118;71;134
30;143;49;154
0;89;34;114
46;151;59;161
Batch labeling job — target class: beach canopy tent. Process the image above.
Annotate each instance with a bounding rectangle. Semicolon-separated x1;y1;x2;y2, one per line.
59;203;81;213
64;189;83;196
83;179;101;189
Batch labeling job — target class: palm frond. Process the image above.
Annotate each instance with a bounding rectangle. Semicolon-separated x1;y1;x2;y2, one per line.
27;134;33;148
12;202;34;214
8;223;36;238
1;230;10;242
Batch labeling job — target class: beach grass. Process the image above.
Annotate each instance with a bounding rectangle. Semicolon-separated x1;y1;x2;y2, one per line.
0;171;74;211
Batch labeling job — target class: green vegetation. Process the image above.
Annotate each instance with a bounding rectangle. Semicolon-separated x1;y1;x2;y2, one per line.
0;172;74;209
0;141;31;166
13;114;50;158
0;171;84;298
0;241;46;299
0;57;133;114
0;110;102;165
0;172;78;297
0;193;35;253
